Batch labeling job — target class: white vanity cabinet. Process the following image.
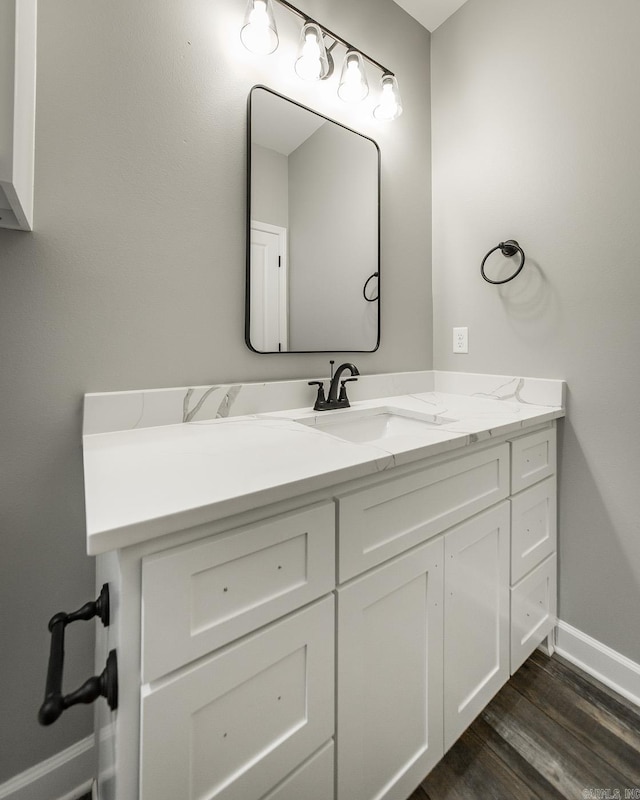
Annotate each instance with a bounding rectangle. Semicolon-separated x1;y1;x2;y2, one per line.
95;423;559;800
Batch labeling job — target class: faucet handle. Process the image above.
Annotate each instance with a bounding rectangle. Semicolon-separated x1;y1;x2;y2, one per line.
308;381;327;411
338;377;358;403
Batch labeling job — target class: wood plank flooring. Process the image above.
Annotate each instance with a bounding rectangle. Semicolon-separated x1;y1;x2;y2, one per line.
410;650;640;800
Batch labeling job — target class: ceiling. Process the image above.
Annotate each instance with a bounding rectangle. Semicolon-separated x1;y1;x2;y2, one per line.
390;0;470;32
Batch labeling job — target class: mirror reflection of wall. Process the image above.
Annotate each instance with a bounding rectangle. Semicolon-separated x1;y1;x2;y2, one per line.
247;87;380;354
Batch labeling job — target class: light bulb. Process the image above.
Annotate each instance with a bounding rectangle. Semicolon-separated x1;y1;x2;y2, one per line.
295;23;329;81
373;74;403;121
338;51;369;103
240;0;279;55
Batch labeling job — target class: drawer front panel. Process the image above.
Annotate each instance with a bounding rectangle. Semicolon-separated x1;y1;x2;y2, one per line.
511;477;557;584
140;597;334;800
338;444;509;582
511;427;556;494
142;503;335;682
510;554;557;674
262;741;334;800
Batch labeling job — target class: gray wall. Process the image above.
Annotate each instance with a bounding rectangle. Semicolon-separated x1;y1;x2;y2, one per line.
0;0;431;782
289;121;378;350
432;0;640;662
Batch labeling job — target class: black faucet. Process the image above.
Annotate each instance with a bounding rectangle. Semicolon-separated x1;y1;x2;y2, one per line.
308;362;360;411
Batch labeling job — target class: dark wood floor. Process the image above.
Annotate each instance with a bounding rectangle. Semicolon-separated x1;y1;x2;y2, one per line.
79;651;639;800
410;649;640;800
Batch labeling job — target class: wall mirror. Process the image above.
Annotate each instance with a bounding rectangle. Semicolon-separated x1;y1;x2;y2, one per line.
246;86;380;353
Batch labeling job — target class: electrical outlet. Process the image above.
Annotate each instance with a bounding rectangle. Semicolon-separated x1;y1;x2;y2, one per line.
453;326;469;353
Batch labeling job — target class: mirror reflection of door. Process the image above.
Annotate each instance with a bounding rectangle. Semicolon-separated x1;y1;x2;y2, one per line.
249;221;288;352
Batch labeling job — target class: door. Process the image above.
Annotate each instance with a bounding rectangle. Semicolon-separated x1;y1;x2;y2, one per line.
337;537;444;800
443;502;510;750
249;221;287;352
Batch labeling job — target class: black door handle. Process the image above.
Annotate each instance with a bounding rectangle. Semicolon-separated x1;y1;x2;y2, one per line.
38;584;118;725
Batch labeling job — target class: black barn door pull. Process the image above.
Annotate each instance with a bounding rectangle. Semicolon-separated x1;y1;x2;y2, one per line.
38;584;118;725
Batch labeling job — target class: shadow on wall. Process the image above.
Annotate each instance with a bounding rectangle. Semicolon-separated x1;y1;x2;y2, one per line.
496;257;555;319
484;254;563;346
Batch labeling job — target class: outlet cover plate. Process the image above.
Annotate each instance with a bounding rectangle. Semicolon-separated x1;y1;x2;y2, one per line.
453;327;469;353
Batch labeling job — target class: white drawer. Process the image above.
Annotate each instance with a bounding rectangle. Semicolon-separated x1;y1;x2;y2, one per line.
510;476;557;584
141;503;335;682
510;554;557;674
510;427;556;494
337;444;509;582
140;597;334;800
262;741;334;800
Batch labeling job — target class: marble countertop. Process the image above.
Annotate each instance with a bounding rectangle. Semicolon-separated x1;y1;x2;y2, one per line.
83;375;565;555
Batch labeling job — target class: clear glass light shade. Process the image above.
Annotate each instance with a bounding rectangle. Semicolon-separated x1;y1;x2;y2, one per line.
373;74;403;121
294;23;329;81
337;50;369;103
240;0;279;55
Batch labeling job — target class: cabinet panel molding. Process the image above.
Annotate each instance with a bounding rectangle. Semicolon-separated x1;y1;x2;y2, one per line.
510;476;557;584
262;741;334;800
511;427;556;494
337;536;444;800
443;502;510;750
511;554;557;673
141;502;335;682
140;596;334;800
338;444;509;582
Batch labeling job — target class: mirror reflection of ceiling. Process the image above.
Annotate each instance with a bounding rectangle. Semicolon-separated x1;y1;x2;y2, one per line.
251;90;325;156
390;0;470;31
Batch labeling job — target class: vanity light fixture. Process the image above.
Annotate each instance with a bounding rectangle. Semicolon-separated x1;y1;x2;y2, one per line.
240;0;403;120
240;0;279;55
295;22;331;81
338;50;369;103
373;73;403;121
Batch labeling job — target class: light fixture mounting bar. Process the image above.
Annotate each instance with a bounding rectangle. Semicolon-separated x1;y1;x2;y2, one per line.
274;0;392;76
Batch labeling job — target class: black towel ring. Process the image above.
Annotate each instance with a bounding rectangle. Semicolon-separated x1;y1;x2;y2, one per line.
363;272;379;302
481;240;526;285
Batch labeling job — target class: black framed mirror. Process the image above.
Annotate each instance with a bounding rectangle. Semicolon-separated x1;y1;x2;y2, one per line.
246;86;380;353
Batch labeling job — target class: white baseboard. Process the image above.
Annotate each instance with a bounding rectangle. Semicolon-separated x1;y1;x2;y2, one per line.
555;619;640;708
0;735;94;800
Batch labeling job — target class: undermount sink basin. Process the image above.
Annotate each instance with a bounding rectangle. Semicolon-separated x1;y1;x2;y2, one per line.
295;406;455;445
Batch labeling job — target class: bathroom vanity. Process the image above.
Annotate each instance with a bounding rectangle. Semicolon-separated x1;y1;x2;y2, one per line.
82;371;564;800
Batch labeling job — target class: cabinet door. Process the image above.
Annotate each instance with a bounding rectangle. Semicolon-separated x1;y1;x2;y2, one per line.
140;596;334;800
444;502;510;751
337;537;444;800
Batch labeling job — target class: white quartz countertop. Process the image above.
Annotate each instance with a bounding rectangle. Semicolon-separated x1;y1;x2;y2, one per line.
83;384;564;555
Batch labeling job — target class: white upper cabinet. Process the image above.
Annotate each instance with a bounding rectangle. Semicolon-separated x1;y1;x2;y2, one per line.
0;0;36;231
